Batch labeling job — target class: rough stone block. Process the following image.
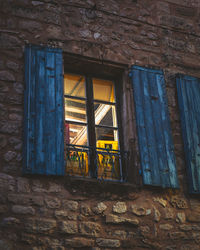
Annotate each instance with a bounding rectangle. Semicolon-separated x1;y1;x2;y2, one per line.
65;237;94;247
92;202;107;214
12;205;35;215
176;212;186;223
0;70;15;81
32;180;48;192
139;226;150;234
17;177;30;193
153;197;167;207
0;173;16;192
154;208;161;222
0;121;21;135
111;230;127;239
62;200;78;211
47;25;62;39
80;204;92;216
157;2;170;14
179;224;200;231
13;82;24;94
45;197;61;209
55;210;77;220
158;15;194;32
4;151;17;162
25;219;57;233
2;217;20;226
164;208;174;220
106;214;139;226
131;204;151;216
113;202;127;213
0;82;9;92
169;232;187;240
19;20;42;32
60;221;78;234
159;224;174;230
79;222;101;236
47;183;62;193
180;245;199;250
0;34;21;48
170;196;188;209
96;238;120;248
8;194;44;206
6;61;20;72
9;113;23;121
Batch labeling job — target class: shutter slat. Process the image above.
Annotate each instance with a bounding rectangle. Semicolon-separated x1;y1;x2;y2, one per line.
45;51;56;175
142;71;161;186
29;48;37;173
131;66;179;188
149;73;170;187
55;52;65;175
23;46;32;173
35;50;46;174
157;74;177;187
23;45;64;175
191;82;200;190
177;75;200;193
133;69;152;185
186;81;200;191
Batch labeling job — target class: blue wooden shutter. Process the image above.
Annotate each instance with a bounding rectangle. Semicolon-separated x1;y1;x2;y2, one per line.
131;66;179;188
23;45;65;175
176;75;200;193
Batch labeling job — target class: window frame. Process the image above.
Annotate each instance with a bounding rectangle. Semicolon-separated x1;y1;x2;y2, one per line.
64;69;126;181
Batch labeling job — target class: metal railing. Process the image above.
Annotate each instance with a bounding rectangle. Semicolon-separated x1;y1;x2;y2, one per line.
65;144;129;182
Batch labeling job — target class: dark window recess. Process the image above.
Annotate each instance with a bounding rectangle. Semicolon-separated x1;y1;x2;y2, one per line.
64;73;128;182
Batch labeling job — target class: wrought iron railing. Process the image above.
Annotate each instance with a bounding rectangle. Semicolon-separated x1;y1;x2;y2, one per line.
65;144;129;182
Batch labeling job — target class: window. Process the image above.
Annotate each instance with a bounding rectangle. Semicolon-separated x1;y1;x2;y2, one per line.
64;74;124;181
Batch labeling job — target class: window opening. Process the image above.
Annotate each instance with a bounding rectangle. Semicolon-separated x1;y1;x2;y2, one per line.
64;73;123;181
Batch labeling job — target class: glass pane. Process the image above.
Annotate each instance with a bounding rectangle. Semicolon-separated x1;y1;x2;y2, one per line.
65;98;87;123
96;151;121;181
94;102;117;127
93;78;115;102
66;147;89;177
64;74;86;98
65;123;88;146
95;128;120;181
96;127;118;148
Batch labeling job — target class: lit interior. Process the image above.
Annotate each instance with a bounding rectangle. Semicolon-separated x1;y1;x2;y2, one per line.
65;74;120;179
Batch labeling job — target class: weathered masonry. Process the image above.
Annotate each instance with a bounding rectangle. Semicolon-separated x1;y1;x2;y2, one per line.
1;0;200;249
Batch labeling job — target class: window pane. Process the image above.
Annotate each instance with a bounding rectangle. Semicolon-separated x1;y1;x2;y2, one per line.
96;127;118;147
64;74;86;98
66;147;89;177
65;123;88;146
96;128;120;181
96;151;121;181
65;98;87;123
93;78;115;102
94;102;117;127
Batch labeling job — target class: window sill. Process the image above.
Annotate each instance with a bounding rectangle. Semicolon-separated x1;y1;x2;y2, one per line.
23;173;138;197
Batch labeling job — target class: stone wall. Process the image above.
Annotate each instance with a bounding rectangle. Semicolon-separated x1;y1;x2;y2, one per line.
1;0;200;249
